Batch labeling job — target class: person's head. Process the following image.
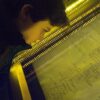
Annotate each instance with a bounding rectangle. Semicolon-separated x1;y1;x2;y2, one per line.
1;0;68;45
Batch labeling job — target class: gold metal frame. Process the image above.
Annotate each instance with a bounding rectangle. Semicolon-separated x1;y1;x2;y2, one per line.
10;63;31;100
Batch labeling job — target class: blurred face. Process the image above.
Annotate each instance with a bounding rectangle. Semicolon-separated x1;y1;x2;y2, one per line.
21;19;53;45
17;4;53;45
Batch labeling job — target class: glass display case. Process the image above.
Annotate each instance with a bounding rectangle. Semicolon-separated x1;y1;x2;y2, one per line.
10;0;100;100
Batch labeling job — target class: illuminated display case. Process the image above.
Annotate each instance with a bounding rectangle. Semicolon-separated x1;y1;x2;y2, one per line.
10;0;100;100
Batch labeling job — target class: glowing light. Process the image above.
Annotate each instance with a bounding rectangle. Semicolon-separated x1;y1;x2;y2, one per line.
65;0;85;12
10;63;31;100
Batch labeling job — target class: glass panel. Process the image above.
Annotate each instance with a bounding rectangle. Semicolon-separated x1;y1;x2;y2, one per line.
34;15;100;100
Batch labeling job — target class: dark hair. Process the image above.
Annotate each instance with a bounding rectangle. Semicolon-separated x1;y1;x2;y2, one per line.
5;0;67;25
0;0;68;47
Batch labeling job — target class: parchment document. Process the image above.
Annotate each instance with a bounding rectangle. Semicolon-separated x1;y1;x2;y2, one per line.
34;15;100;100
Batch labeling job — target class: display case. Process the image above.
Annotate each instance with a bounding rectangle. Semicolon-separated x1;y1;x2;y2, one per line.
10;0;100;100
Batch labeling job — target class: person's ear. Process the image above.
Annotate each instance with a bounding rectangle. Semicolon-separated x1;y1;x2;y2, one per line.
18;4;32;21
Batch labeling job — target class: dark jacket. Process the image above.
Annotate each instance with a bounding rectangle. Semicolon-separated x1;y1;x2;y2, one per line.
0;2;45;99
0;43;31;100
0;43;46;100
0;5;31;99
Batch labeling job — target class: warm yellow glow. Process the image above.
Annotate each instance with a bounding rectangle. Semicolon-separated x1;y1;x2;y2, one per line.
65;0;85;12
34;15;100;100
22;20;53;45
10;63;31;100
12;0;99;65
